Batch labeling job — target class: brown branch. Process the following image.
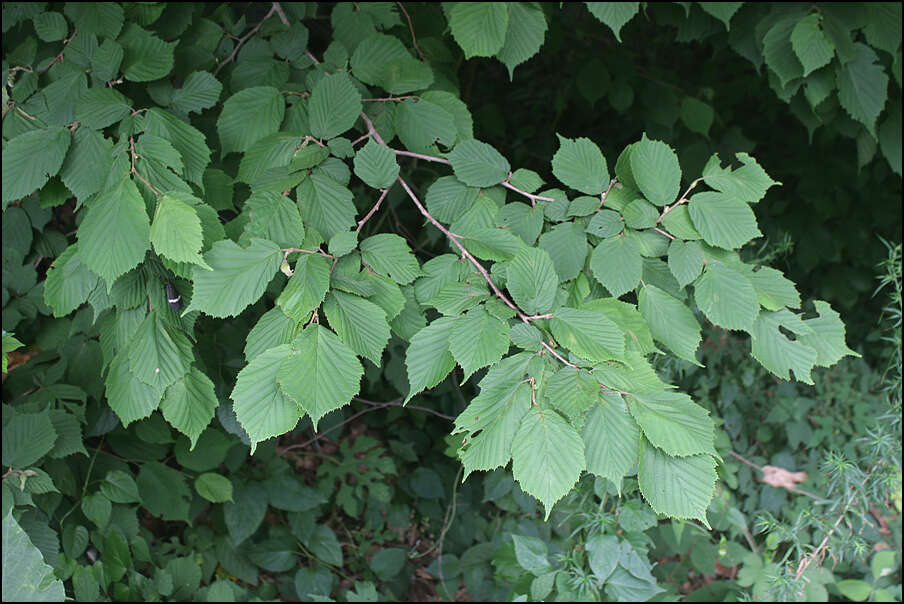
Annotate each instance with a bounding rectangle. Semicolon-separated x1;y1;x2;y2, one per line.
396;2;427;61
392;148;451;164
272;1;290;26
37;28;77;75
129;136;160;196
213;4;281;76
281;247;334;259
356;185;392;232
658;177;703;222
500;179;555;205
600;178;618;206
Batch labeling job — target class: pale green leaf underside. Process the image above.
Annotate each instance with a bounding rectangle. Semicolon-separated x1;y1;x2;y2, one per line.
507;246;559;315
688;191;762;250
277;254;331;324
405;317;457;404
627;391;715;457
449;306;510;381
590;233;642;298
160;366;219;450
629;134;681;207
693;262;759;332
583;393;640;488
2;514;66;602
323;290;390;365
44;244;100;317
231;344;299;452
496;2;548;78
360;233;421;284
551;134;609;195
2;127;71;205
585;2;640;42
449;2;509;58
150;193;207;267
277;325;363;429
188;238;281;318
512;408;586;520
550;307;625;363
638;284;701;365
638;439;716;527
447;139;511;187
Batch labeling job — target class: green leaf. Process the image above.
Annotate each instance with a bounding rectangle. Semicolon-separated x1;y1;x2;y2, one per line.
790;14;834;77
688;191;762;250
82;492;112;529
638;284;701;365
511;534;551;575
585;2;639;42
836;43;889;136
277;254;331;323
496;2;548;79
105;352;164;427
306;525;343;567
1;514;65;602
544;366;599;420
136;461;191;522
763;16;805;87
538;222;588;282
122;29;175;81
150;193;208;267
43;244;100;317
350;33;433;95
296;172;357;240
59;127;113;202
420;90;474;142
629;134;681;206
359;233;420;284
78;178;150;286
637;439;715;527
370;548;407;580
694;261;759;332
680;97;714;136
353;139;399;189
590;233;642;298
160;367;219;450
231;345;299;452
550;307;625;362
91;38;123;82
586;209;624;238
667;239;704;288
448;2;509;58
2;127;71;206
245;307;295;362
33;11;68;41
750;309;818;384
144;108;211;187
449;306;510;381
217;87;285;156
447;140;511;187
127;312;192;391
622;199;658;229
698;3;743;30
507;246;559;314
583;393;640;487
75;88;131;129
308;72;362;140
171;71;222;115
626;391;714;456
799;300;860;367
187;238;281;318
405;317;457;404
395;99;457;154
323;291;390;365
195;473;233;503
2;334;24;374
223;481;267;546
1;412;56;468
701;152;779;204
551;135;609;195
240;192;305;249
512;407;585;520
100;470;140;504
745;266;801;310
277;326;363;429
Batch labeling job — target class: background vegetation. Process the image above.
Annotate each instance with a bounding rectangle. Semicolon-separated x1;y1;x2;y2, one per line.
2;2;901;602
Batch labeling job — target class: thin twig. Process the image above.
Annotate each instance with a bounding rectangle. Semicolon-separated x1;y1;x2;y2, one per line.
129;136;160;196
658;177;702;222
362;95;418;102
396;2;427;61
281;247;334;259
37;28;77;75
213;4;280;76
392;148;451;164
500;179;555;205
541;342;577;368
654;226;675;240
600;178;617;206
272;1;290;26
356;186;392;232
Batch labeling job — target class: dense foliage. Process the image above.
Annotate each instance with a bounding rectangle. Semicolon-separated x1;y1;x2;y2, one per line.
2;2;900;602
